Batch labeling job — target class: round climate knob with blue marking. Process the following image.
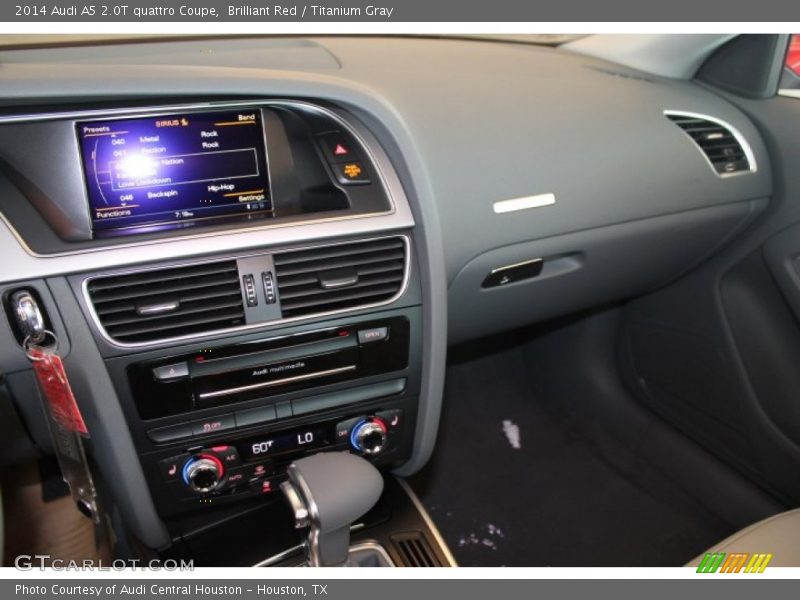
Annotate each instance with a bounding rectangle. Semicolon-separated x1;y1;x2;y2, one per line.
350;418;388;456
182;454;224;493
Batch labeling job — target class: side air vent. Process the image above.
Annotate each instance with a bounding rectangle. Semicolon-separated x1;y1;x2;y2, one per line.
86;260;245;344
391;533;441;567
666;112;754;175
274;237;407;319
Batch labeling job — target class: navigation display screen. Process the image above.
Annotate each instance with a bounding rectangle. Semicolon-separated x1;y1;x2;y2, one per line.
77;109;271;234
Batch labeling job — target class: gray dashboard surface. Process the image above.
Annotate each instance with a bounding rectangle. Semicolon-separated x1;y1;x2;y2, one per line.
563;34;737;78
0;36;771;281
0;37;343;70
0;37;771;278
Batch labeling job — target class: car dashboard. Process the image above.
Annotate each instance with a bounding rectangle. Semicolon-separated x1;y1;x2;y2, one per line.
0;36;774;560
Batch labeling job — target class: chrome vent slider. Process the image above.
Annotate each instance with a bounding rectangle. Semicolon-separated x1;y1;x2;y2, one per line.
665;111;755;176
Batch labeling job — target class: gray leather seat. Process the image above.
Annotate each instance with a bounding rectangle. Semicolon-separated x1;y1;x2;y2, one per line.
687;508;800;567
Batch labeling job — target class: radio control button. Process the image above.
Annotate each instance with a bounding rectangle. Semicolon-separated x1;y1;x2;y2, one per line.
357;326;389;344
191;414;235;437
234;405;277;428
153;362;189;382
292;393;347;415
147;423;193;444
275;401;293;420
158;454;190;481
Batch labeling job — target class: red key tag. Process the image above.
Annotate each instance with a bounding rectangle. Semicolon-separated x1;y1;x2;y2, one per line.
29;346;89;436
25;330;105;536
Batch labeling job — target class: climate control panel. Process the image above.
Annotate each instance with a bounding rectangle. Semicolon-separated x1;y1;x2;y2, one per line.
151;408;405;512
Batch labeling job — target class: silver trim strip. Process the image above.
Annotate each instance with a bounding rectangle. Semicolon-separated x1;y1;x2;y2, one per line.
81;234;411;349
348;541;396;567
197;365;357;400
252;543;305;568
493;193;556;214
488;257;544;276
663;110;758;178
395;478;458;567
136;301;179;316
251;536;387;568
287;462;324;567
0;100;414;283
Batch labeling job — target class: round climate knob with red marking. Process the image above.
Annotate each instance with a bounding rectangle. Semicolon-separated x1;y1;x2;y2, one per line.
182;454;224;493
350;418;388;456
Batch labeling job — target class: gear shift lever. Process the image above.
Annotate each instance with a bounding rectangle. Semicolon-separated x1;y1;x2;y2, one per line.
280;452;384;567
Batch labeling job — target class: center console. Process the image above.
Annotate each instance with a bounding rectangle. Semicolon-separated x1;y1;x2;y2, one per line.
0;97;447;564
100;300;421;519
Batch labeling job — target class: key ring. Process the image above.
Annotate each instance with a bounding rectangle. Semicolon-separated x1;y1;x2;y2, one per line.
23;329;59;361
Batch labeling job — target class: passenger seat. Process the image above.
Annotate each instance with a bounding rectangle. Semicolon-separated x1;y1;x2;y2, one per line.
687;509;800;567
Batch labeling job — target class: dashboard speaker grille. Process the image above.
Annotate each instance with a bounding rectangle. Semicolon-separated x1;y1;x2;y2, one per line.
274;237;406;318
666;113;752;175
86;260;245;344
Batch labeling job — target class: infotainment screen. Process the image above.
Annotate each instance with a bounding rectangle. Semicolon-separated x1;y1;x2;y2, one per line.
77;109;271;234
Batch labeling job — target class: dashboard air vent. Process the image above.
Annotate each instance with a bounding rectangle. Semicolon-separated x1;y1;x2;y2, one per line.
274;237;406;319
666;112;753;175
86;260;245;344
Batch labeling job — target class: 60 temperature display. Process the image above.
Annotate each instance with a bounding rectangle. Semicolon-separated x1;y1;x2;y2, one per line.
242;426;330;460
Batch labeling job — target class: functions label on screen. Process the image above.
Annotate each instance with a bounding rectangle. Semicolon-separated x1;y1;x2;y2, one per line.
78;109;271;234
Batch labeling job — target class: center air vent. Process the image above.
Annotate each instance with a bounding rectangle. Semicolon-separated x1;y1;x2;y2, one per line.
274;237;407;319
666;112;754;175
86;260;245;344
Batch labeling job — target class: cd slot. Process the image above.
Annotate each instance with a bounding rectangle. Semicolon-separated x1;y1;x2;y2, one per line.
189;334;357;379
193;346;360;409
197;364;357;401
127;317;411;420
